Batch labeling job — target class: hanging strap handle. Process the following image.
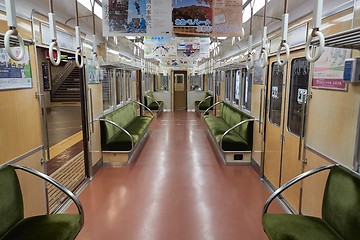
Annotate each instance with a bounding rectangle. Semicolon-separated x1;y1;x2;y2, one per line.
305;0;325;62
4;0;25;61
48;1;61;66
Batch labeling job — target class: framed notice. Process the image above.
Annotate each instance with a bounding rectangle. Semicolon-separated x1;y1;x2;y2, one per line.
0;46;33;91
312;47;351;91
86;59;100;84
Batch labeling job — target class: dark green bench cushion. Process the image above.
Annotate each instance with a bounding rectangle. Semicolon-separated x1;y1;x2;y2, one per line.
102;116;152;151
147;101;164;110
0;166;82;240
195;92;213;110
2;214;82;240
263;165;360;240
204;115;250;151
144;92;163;110
0;166;24;237
322;165;360;240
263;214;342;240
100;102;153;151
203;102;253;151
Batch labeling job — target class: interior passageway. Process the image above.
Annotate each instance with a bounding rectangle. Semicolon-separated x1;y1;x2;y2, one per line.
69;112;282;240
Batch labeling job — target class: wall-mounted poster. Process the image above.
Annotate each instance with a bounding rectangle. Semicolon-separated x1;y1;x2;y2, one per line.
144;36;177;58
0;47;32;90
172;0;242;37
312;47;351;91
42;62;50;91
86;59;99;84
103;0;149;36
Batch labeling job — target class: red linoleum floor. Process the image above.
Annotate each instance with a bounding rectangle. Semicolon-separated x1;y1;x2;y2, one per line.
69;112;282;240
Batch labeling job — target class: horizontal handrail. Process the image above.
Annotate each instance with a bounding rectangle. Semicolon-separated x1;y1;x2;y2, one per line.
11;164;84;228
204;101;223;115
220;118;258;150
99;118;134;151
262;164;336;215
134;100;154;117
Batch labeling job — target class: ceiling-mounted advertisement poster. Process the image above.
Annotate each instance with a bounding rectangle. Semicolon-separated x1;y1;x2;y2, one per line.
172;0;242;37
148;0;173;36
144;37;177;58
103;0;150;36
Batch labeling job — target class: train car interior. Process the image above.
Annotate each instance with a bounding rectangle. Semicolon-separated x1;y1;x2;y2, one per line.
0;0;359;239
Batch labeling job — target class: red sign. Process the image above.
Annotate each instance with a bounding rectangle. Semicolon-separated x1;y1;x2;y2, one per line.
312;78;347;91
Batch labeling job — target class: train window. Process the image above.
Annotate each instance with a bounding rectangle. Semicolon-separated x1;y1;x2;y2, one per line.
208;73;214;92
233;69;241;105
225;70;231;101
287;58;310;136
116;69;123;105
127;71;131;100
102;68;112;111
242;69;252;111
144;72;150;92
269;63;284;126
154;74;159;91
161;74;169;91
190;74;203;91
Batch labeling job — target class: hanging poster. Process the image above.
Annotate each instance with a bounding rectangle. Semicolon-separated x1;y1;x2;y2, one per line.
312;47;351;91
148;0;172;36
161;58;197;69
103;0;149;36
172;0;242;37
144;36;177;58
177;37;210;58
0;47;33;90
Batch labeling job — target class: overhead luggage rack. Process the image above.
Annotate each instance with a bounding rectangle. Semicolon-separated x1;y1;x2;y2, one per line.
312;26;360;50
0;33;33;48
100;62;140;71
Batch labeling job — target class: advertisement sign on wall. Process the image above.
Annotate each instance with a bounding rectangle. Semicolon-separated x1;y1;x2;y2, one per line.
0;47;33;90
312;47;351;91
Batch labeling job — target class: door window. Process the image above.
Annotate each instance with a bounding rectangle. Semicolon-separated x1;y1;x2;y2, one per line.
287;58;310;136
269;63;284;126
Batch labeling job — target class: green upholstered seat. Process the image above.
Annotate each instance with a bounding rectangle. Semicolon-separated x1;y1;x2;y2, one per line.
100;102;153;151
144;92;163;111
0;165;82;240
263;165;360;240
203;102;253;151
263;214;342;240
195;92;213;110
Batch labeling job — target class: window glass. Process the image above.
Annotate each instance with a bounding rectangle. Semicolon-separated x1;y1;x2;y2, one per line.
269;63;284;126
190;74;203;91
145;72;150;91
242;68;252;111
102;68;112;111
127;70;131;100
233;69;241;105
116;69;122;105
161;74;169;90
288;57;310;136
225;70;231;100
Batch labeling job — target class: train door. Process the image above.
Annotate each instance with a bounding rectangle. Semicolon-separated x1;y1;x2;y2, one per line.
39;47;89;212
264;51;310;212
173;70;187;110
264;58;285;190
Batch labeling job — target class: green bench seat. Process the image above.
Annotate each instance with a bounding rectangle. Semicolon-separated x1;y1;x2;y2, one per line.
0;165;83;240
204;101;254;152
262;164;360;240
144;92;163;115
100;101;153;152
195;92;213;112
